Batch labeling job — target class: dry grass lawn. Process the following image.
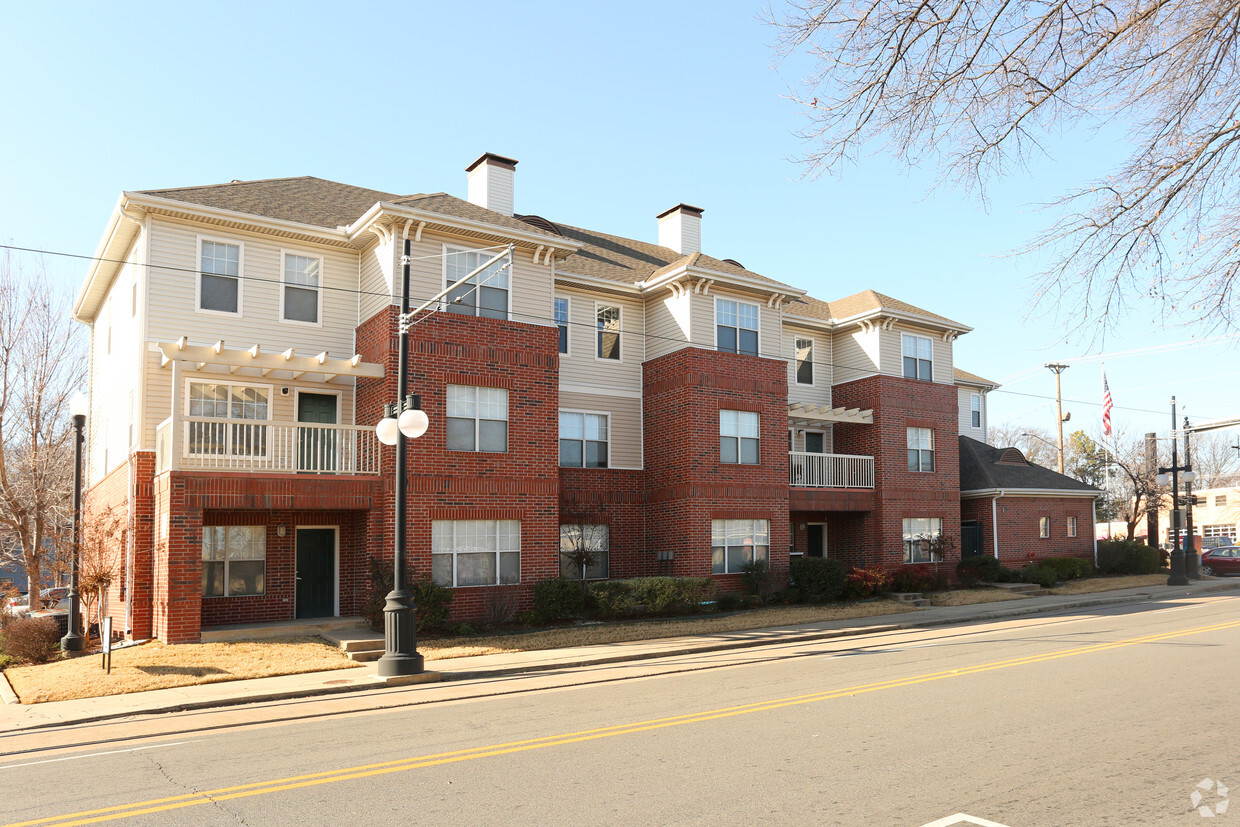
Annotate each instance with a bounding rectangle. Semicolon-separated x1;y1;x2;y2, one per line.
927;588;1027;607
1048;573;1166;594
5;637;360;704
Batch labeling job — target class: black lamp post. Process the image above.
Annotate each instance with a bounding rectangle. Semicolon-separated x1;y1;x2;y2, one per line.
1182;416;1201;580
1155;396;1197;587
61;392;87;653
373;237;428;677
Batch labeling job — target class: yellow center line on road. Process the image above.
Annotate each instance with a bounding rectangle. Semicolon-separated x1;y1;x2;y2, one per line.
11;617;1240;827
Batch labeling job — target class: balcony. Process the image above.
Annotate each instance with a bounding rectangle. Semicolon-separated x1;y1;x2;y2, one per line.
156;417;381;475
789;451;874;488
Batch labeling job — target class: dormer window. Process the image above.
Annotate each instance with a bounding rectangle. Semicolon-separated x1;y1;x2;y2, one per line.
444;245;510;320
717;298;759;357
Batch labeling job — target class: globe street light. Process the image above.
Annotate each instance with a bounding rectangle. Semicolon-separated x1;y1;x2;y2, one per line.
1154;396;1197;586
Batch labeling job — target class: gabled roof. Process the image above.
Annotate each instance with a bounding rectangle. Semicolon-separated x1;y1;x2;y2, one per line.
959;436;1100;495
785;290;970;334
141;177;407;229
954;368;999;389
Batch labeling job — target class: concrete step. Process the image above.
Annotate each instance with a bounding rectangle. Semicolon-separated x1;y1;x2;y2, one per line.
348;648;384;662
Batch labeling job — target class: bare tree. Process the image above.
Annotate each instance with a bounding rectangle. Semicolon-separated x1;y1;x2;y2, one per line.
987;423;1057;468
1105;429;1166;540
770;0;1240;332
0;253;84;598
1185;430;1240;489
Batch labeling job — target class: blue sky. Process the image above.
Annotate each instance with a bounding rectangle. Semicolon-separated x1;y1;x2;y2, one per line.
2;0;1234;441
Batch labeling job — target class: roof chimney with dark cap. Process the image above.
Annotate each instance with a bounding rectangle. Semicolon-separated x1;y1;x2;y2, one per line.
466;153;518;216
657;203;703;254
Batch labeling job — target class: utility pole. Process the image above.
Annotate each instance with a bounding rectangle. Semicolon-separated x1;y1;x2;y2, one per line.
1046;363;1070;474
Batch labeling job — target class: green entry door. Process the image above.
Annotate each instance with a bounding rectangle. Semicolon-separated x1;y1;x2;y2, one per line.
296;528;335;618
298;393;338;472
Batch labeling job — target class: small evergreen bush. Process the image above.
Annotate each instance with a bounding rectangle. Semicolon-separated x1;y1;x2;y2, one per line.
361;555;453;633
1039;556;1092;580
788;557;848;603
1096;540;1160;574
957;555;1016;586
1020;563;1059;588
531;578;585;622
714;592;745;612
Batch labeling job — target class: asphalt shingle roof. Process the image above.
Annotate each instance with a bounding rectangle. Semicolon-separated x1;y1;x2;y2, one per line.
787;290;966;330
959;436;1100;494
954;368;999;388
141;177;407;229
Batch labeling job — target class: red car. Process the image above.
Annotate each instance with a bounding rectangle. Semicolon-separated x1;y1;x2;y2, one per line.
1201;547;1240;577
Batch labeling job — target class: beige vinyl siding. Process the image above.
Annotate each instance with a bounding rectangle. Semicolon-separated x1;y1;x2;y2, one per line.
143;348;172;448
558;391;642;469
644;288;692;361
958;386;987;442
785;323;832;408
145;218;359;358
881;324;954;384
832;327;880;385
358;237;395;327
86;249;144;487
556;287;643;393
695;290;779;356
790;425;834;454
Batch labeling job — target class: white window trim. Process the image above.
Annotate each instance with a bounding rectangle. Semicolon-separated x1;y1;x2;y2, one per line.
554;295;571;356
279;249;325;328
1039;516;1050;538
1067;516;1078;537
441;243;513;320
901;333;934;382
902;517;943;564
907;427;935;473
970;393;981;428
720;409;761;465
711;518;770;574
714;296;761;357
794;335;815;386
595;301;623;363
195;234;245;317
182;379;275;459
202;524;267;598
294;525;340;616
559;523;610;580
293;388;342;424
446;384;509;453
558;408;610;468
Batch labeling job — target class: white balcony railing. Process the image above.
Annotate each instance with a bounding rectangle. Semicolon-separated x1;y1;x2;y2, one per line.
156;417;380;475
789;451;875;488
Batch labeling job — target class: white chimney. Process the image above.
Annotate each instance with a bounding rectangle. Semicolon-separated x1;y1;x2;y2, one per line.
466;153;518;216
657;204;703;254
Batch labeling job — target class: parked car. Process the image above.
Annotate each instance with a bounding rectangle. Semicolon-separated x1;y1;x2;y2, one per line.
3;587;68;617
1201;547;1240;577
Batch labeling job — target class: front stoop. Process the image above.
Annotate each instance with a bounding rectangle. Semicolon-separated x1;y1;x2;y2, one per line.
889;592;932;607
322;629;386;662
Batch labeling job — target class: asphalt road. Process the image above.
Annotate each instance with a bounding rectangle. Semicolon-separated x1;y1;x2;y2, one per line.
3;594;1238;826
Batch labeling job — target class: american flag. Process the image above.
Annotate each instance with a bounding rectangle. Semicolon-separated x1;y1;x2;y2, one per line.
1102;369;1113;436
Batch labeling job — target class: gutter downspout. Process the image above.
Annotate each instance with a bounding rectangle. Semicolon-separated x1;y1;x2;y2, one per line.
992;490;1005;559
1092;496;1099;569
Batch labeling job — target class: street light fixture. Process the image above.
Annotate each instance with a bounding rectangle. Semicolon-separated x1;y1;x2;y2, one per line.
1154;396;1196;586
373;238;429;678
61;392;88;653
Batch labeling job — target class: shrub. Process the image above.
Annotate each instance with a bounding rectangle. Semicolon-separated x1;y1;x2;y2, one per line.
714;592;745;612
789;557;848;603
361;555;453;633
739;560;772;600
531;578;585;622
0;616;60;664
844;566;891;599
956;555;1016;586
1020;563;1059;588
1096;539;1160;574
588;580;642;618
586;577;713;618
889;565;937;593
1039;556;1091;580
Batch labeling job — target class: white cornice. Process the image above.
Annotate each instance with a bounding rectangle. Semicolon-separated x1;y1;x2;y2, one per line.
347;202;582;255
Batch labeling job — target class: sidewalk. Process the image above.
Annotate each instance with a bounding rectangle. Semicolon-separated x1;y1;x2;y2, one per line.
4;579;1238;732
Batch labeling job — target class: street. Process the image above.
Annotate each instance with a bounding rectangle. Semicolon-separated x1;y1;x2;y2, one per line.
3;594;1238;826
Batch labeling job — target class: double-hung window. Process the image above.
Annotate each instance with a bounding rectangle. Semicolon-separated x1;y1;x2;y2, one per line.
717;298;758;356
446;385;508;452
1067;516;1078;537
720;410;760;464
432;519;520;587
597;304;621;360
1216;495;1228;507
1039;517;1050;538
795;337;814;385
907;427;934;472
199;239;241;314
559;524;609;580
711;519;769;574
202;525;266;596
282;252;322;324
559;411;608;468
971;394;981;428
187;382;269;458
902;334;933;381
902;518;942;563
444;246;510;320
554;297;569;354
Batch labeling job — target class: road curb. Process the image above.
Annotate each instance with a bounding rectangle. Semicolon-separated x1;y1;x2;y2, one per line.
5;581;1238;731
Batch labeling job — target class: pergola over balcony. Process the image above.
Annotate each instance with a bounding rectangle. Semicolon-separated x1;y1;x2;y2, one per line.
154;339;386;475
788;402;875;489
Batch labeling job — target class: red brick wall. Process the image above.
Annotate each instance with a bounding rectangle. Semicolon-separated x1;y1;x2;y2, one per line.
559;468;649;578
356;308;561;621
832;375;962;569
993;495;1096;565
642;347;791;589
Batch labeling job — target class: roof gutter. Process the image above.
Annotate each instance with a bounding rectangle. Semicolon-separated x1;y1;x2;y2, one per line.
992;490;1005;559
636;264;805;298
347;201;583;254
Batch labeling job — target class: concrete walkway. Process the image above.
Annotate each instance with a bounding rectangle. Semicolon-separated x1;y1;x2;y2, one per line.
4;579;1238;732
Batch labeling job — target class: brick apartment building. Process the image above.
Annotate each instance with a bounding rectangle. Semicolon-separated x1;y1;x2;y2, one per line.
72;153;1097;643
